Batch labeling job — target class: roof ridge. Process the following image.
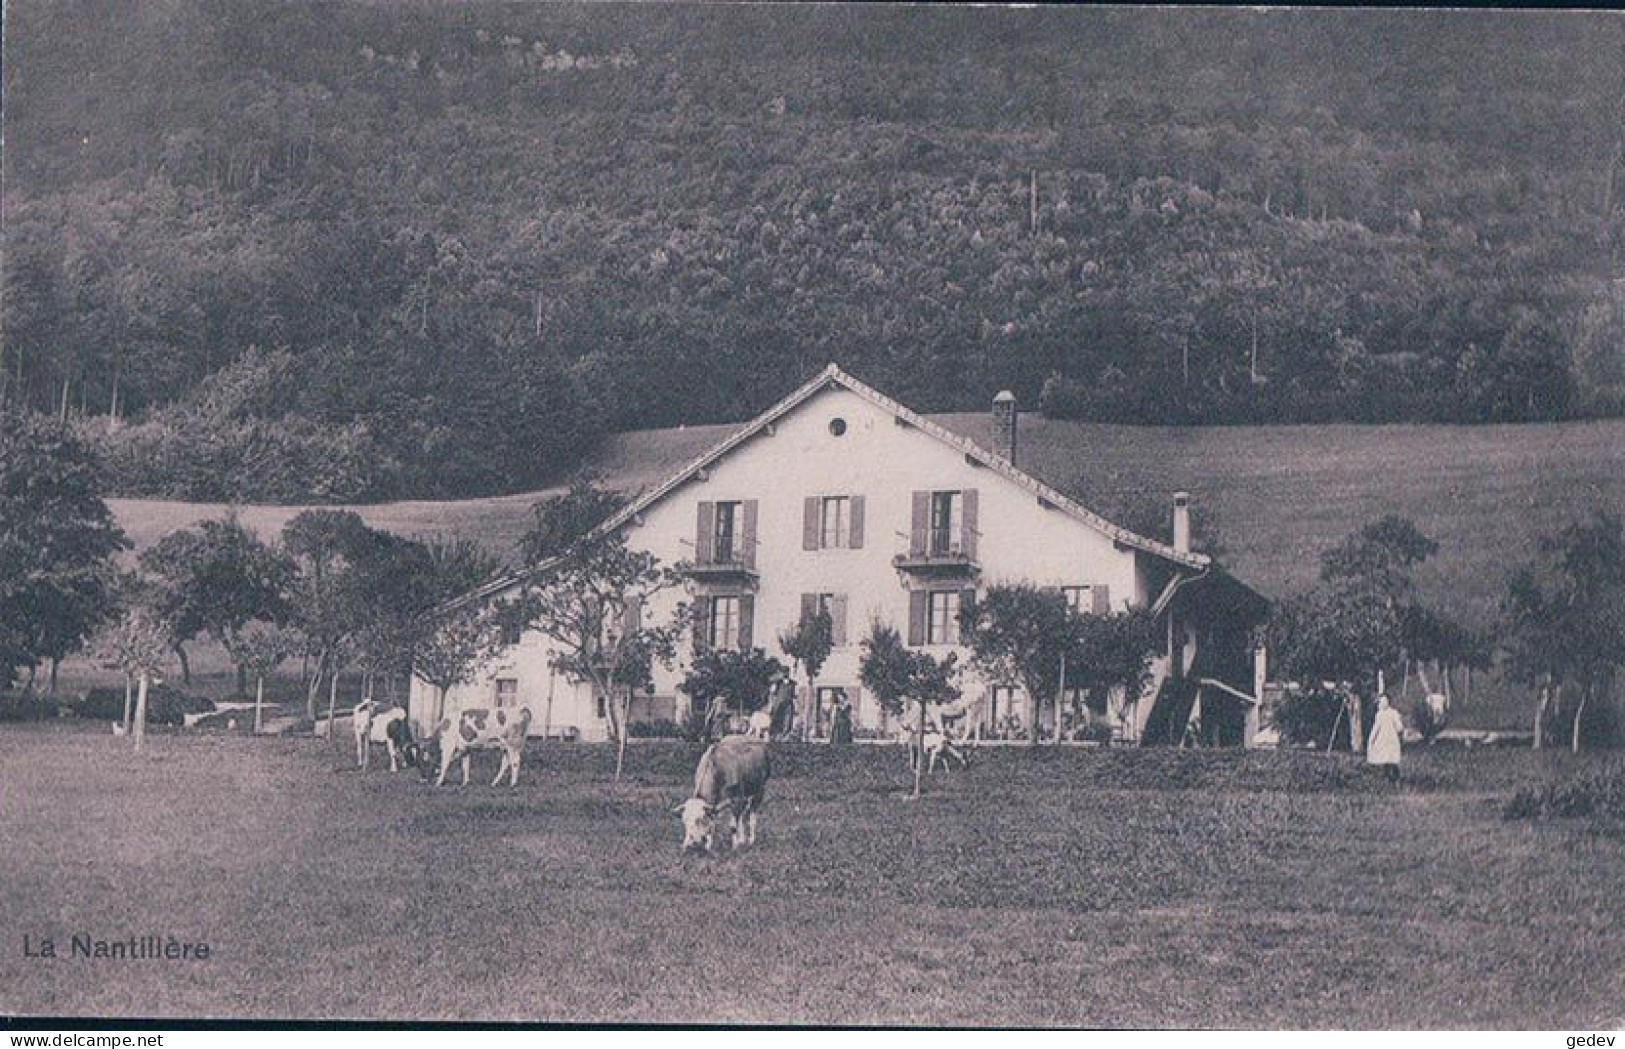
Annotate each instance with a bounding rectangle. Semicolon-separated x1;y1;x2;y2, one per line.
451;361;1208;609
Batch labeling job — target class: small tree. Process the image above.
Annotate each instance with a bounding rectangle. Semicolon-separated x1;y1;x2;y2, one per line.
411;604;506;728
1069;608;1161;737
228;621;300;734
957;583;1073;745
140;513;293;695
681;646;788;736
859;622;961;798
517;533;686;781
93;606;171;750
779;606;834;737
520;481;626;564
1267;516;1444;750
1501;511;1625;752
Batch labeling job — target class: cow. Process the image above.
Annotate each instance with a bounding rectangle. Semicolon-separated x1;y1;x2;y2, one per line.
676;735;770;852
353;701;419;772
420;707;533;787
906;726;968;774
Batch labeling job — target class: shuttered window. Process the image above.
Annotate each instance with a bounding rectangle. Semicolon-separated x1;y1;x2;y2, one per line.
709;595;741;650
1063;584;1112;614
927;590;961;645
803;592;849;646
820;496;849;549
806;495;865;550
714;502;740;564
494;678;519;708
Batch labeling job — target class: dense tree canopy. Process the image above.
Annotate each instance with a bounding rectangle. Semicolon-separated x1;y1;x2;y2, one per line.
4;5;1621;500
0;412;130;688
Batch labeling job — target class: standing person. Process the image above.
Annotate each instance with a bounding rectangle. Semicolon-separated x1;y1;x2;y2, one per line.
829;689;853;745
1366;693;1405;783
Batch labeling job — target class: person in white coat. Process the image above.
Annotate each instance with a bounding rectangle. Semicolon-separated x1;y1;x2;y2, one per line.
1366;693;1405;783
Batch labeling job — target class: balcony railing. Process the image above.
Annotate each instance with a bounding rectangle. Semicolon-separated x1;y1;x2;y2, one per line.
687;541;759;582
892;527;978;574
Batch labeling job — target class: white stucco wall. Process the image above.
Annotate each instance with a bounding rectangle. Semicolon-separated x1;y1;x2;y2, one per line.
410;385;1158;741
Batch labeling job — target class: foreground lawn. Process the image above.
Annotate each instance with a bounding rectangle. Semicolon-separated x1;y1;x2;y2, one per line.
2;724;1622;1026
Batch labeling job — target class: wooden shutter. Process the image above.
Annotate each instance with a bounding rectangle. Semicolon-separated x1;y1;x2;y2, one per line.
831;594;849;646
800;592;818;625
908;590;928;646
696;502;715;564
910;491;929;556
958;589;977;644
849;496;865;549
1091;584;1111;615
962;488;979;559
691;596;711;655
803;497;821;551
738;594;755;650
742;500;759;568
623;595;643;634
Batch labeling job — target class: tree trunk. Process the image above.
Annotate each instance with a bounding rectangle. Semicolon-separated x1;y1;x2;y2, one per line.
324;668;341;738
305;650;326;721
236;659;248;699
122;673;135;734
614;686;631;783
133;672;151;751
49;657;59;696
913;700;926;799
254;674;265;735
1533;681;1549;750
1571;683;1589;754
174;643;192;685
1026;681;1040;747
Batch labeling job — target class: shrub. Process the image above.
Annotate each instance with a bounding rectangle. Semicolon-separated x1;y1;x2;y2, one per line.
0;691;59;722
1503;759;1625;821
76;686;215;726
1272;685;1350;748
628;718;684;739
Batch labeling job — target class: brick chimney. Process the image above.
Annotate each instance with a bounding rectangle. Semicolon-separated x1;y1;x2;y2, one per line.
991;390;1018;465
1172;492;1191;554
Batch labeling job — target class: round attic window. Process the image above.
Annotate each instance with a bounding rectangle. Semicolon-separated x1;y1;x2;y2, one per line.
829;417;848;436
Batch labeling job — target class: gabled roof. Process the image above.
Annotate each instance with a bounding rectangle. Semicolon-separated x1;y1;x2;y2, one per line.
453;363;1209;608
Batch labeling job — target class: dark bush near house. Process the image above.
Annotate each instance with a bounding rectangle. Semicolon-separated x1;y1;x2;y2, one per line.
628;718;684;739
76;686;215;726
0;691;59;722
1273;685;1352;748
1503;759;1625;822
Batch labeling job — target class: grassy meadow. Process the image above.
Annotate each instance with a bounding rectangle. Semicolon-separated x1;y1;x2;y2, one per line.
2;723;1622;1026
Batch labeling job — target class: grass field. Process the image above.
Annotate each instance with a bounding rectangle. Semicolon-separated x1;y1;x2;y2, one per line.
3;724;1623;1026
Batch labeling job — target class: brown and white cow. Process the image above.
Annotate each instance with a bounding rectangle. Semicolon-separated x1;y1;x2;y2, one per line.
675;734;770;852
420;707;532;787
353;701;418;772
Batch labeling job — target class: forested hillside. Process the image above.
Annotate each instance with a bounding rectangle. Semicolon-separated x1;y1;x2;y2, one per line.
4;3;1623;500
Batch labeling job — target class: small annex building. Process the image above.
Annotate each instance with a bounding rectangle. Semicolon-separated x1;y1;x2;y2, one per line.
409;364;1270;746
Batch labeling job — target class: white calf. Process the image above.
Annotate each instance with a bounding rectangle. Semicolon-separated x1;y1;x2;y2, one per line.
353;701;416;772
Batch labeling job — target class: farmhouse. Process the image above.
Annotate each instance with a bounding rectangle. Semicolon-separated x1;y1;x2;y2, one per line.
409;364;1269;746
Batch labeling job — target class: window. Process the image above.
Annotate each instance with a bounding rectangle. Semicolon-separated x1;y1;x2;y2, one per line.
929;491;962;556
708;595;742;650
494;678;519;708
927;590;961;645
713;501;740;564
819;496;849;549
828;417;847;436
1062;585;1092;613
